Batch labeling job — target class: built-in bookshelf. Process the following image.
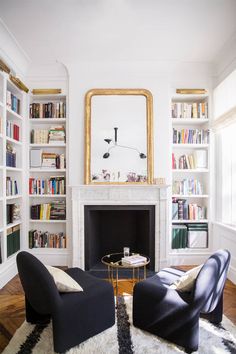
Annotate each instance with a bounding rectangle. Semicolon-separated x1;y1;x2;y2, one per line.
28;94;68;256
170;92;211;259
0;70;26;271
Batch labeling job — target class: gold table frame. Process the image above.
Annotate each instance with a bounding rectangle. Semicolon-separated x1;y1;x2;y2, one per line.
101;252;150;305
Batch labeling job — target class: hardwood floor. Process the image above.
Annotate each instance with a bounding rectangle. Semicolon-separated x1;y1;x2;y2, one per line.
0;273;236;352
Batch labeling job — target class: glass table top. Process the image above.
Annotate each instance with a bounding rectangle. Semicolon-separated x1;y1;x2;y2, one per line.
101;252;150;268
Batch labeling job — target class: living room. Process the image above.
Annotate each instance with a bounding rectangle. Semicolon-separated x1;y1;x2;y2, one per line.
0;1;236;353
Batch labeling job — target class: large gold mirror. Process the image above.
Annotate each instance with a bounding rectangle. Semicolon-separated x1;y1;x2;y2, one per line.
84;89;153;184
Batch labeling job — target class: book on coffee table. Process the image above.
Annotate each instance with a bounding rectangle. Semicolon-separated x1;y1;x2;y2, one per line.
121;254;147;266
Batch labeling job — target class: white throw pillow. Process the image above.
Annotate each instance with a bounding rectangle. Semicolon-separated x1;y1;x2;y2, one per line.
170;264;203;292
46;265;83;293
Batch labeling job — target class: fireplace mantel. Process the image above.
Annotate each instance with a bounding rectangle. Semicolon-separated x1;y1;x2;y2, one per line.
70;184;170;271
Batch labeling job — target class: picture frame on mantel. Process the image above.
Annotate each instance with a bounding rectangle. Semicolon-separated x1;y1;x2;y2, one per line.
84;89;154;185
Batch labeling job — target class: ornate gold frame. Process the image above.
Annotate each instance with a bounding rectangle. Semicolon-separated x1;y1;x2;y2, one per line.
84;88;154;184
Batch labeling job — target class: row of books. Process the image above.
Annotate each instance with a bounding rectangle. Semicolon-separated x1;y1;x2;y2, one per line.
7;225;20;257
172;102;208;119
30;129;48;144
30;102;66;118
6;90;21;114
29;230;66;249
6;121;20;141
30;201;66;220
7;203;20;224
6;177;18;196
172;152;207;170
29;176;65;195
6;143;16;168
172;223;208;249
172;178;204;195
172;199;207;220
173;128;209;144
30;126;66;144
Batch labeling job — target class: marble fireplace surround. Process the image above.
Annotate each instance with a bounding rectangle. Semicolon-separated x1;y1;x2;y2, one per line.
71;185;169;271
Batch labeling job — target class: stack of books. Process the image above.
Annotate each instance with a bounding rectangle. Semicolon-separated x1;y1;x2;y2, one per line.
48;126;65;144
121;254;147;266
50;201;66;220
42;152;65;169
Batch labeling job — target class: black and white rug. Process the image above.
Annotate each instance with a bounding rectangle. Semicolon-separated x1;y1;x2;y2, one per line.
3;296;236;354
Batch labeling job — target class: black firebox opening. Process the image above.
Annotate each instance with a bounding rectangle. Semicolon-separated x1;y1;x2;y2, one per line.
84;205;155;272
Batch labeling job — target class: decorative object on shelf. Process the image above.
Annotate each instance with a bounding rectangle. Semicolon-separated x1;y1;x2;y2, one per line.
9;74;29;93
32;88;62;95
176;88;207;94
0;58;10;73
103;127;146;159
153;177;166;185
85;88;153;184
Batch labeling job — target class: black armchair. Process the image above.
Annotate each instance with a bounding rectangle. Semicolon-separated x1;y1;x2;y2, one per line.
16;251;115;353
133;249;230;353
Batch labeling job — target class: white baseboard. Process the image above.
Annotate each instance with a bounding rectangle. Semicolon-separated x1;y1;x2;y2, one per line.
228;265;236;285
0;255;18;289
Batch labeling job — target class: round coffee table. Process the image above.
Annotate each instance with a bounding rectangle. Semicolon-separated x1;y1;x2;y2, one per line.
101;252;150;304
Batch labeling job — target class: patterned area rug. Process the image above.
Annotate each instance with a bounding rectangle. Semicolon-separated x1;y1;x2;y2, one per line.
3;296;236;354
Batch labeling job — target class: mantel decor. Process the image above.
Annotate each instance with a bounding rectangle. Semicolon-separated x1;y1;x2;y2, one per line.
84;89;154;184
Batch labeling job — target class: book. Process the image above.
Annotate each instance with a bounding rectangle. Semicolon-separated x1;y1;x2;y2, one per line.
121;254;147;265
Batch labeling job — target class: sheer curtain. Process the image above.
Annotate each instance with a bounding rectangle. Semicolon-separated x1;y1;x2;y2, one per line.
216;122;236;226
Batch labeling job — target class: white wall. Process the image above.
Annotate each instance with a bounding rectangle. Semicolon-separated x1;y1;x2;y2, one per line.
65;60;212;187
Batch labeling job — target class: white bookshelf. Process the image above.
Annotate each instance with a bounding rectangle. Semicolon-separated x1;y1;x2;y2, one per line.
170;91;211;261
27;93;69;262
0;70;26;276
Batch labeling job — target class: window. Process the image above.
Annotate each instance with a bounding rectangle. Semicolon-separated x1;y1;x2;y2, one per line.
216;121;236;226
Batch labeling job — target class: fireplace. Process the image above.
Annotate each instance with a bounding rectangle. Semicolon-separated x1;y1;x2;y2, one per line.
84;205;155;271
71;185;169;272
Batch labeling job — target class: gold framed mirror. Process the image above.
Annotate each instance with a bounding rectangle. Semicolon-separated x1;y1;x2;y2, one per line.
84;89;153;184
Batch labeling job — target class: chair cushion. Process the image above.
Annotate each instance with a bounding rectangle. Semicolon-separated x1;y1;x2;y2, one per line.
46;266;83;292
170;265;202;292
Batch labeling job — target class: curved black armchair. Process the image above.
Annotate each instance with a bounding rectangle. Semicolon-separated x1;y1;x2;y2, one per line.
17;251;115;353
133;249;231;353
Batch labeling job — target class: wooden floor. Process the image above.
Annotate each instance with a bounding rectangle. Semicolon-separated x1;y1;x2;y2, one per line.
0;272;236;352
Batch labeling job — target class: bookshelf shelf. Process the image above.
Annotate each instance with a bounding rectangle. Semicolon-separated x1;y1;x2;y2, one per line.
172;144;209;149
172;219;208;224
29;143;66;148
29;194;66;198
172;118;209;125
6;136;22;145
6;167;23;172
30;118;66;123
6;220;22;229
172;169;209;173
171;89;211;260
172;194;209;198
6;195;22;200
29;219;67;223
29;168;66;172
6;107;23;121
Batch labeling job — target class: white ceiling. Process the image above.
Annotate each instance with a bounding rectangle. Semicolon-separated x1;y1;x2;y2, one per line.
0;0;236;64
